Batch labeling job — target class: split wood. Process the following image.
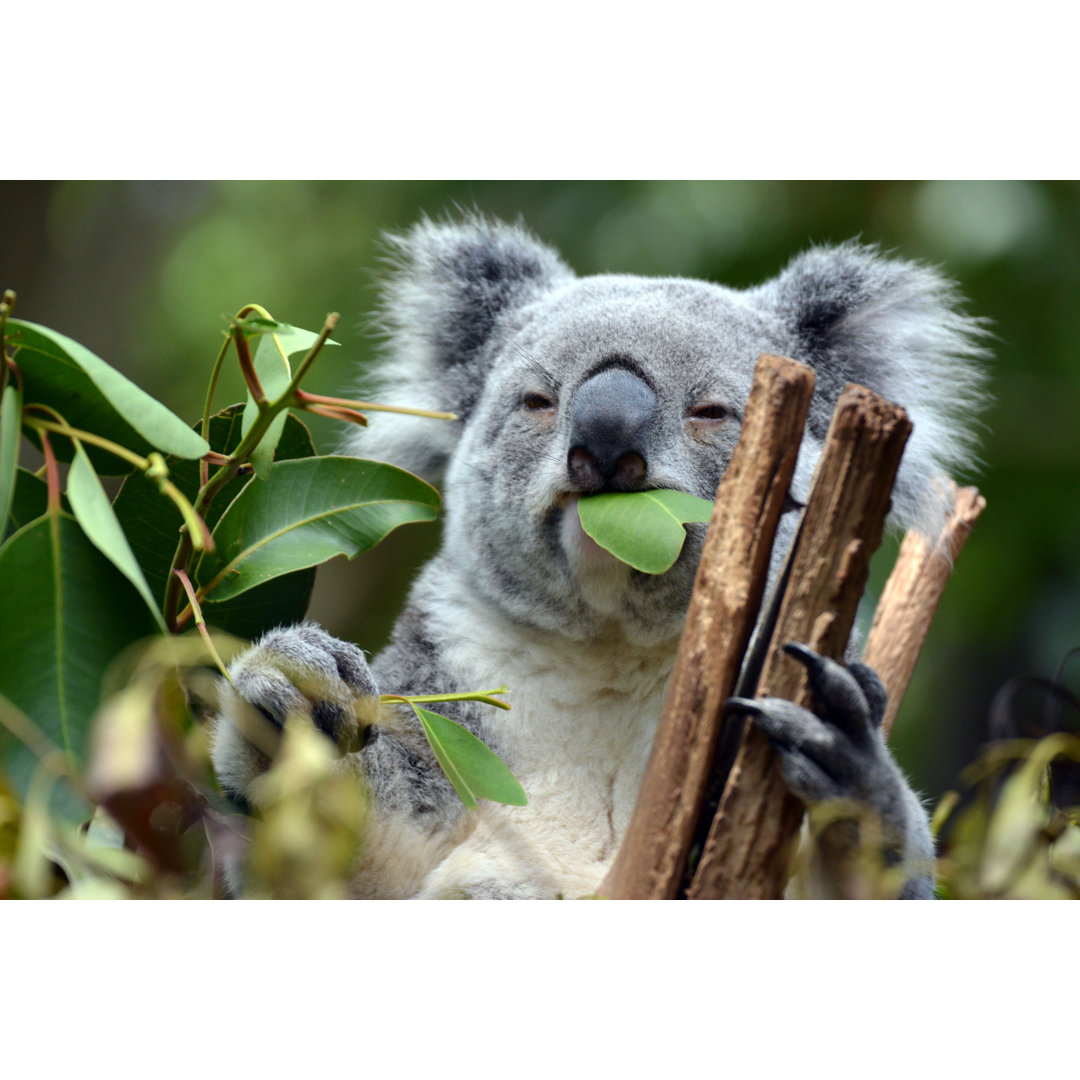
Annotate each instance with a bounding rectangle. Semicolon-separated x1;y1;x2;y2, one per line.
862;483;986;737
599;354;815;900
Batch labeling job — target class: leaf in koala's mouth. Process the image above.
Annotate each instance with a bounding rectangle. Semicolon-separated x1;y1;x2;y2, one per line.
576;489;715;574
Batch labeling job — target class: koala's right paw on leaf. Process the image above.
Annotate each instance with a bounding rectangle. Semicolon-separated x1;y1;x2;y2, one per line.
211;623;380;802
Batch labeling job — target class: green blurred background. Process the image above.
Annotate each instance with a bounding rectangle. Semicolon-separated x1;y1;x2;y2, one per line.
3;180;1078;802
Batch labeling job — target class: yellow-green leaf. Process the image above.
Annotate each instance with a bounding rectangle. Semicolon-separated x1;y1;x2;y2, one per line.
67;443;167;631
577;488;714;574
414;707;528;809
6;319;209;470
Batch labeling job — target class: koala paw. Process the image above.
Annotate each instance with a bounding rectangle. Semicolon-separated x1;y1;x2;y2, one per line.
211;623;380;801
728;643;935;897
728;643;890;807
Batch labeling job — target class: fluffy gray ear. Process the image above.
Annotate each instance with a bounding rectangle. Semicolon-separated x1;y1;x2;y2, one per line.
345;214;574;479
751;242;991;535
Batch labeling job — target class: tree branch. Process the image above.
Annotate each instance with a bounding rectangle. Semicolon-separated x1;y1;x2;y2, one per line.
863;482;986;737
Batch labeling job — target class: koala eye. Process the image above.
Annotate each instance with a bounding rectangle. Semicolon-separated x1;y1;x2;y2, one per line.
522;391;556;412
687;402;730;422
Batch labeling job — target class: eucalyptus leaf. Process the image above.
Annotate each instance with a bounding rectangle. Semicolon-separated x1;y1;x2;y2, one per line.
577;488;715;574
0;513;159;819
67;442;167;631
414;707;528;809
198;456;440;602
6;319;209;470
0;380;21;533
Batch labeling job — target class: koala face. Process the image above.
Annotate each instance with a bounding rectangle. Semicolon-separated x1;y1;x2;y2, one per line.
442;276;800;643
354;215;988;647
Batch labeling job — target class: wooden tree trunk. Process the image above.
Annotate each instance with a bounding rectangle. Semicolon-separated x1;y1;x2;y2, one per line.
599;354;815;900
686;385;912;899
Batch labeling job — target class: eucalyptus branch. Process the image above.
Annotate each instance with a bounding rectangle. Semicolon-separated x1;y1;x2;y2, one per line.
200;337;232;487
293;389;457;422
26;408;145;469
235;304;276;321
2;357;22;398
232;323;266;405
297;401;369;426
172;569;231;680
162;318;339;630
164;307;452;632
286;311;340;392
24;414;211;551
38;426;61;516
379;687;511;711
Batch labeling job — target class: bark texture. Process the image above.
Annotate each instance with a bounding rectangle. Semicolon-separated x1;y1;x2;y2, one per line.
863;483;986;737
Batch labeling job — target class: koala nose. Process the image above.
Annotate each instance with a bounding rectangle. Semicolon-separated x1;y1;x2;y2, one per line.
567;366;658;491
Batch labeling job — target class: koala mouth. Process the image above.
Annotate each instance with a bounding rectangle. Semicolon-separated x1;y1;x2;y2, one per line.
552;491;623;572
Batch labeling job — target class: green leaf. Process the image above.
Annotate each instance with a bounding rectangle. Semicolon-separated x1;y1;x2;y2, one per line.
6;318;209;472
0;513;159;819
577;488;715;574
414;707;528;809
1;468;51;543
198;456;440;602
66;443;167;631
113;406;319;639
240;322;339;479
0;380;21;534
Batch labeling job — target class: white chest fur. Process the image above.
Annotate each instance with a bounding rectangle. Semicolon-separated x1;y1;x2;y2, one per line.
418;584;677;897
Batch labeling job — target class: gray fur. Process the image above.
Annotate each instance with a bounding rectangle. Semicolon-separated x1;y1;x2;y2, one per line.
212;214;988;898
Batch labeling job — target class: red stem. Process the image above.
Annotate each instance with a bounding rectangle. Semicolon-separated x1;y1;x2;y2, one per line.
39;428;61;515
233;327;265;404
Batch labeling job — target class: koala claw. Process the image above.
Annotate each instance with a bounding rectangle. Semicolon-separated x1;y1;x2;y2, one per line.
781;643;888;732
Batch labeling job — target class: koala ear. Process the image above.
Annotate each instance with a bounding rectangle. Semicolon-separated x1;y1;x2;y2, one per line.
346;214;573;480
752;242;991;535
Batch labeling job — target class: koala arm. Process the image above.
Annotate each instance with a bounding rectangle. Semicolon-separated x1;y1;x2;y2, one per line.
210;621;494;897
730;644;935;900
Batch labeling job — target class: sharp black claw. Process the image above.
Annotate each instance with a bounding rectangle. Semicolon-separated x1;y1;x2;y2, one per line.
725;697;763;716
782;641;822;669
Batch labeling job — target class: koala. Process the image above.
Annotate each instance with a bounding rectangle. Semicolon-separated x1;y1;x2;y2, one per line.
210;214;988;899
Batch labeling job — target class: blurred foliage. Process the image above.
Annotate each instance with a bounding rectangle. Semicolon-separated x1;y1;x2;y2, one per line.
934;649;1080;897
3;178;1079;811
4;635;1078;899
934;734;1080;899
0;634;376;899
